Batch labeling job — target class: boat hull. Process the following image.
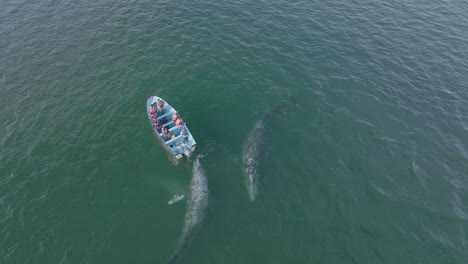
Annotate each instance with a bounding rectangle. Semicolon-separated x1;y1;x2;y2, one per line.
147;95;196;160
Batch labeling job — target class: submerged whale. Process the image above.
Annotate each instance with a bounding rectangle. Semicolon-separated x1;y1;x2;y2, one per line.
241;96;296;201
168;158;209;263
241;118;265;201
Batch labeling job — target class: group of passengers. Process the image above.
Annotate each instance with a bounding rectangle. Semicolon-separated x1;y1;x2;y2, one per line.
149;99;165;120
149;99;185;141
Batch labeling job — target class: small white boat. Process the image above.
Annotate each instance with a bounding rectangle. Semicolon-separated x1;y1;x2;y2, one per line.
147;95;196;160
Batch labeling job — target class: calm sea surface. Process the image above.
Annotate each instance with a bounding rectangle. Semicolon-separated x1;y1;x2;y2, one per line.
1;0;468;263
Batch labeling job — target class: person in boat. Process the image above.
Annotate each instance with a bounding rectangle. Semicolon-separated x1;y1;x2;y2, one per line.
162;126;171;141
154;120;162;133
157;99;165;115
149;103;157;121
149;103;156;112
150;112;157;121
172;112;184;126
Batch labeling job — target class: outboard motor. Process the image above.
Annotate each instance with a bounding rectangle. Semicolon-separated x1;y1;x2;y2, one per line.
183;145;192;158
180;125;192;158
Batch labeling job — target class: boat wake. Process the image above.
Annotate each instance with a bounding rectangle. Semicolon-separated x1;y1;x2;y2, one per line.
168;158;209;263
196;140;217;159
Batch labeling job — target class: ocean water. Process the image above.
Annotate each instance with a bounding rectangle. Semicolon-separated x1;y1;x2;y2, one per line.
1;0;468;263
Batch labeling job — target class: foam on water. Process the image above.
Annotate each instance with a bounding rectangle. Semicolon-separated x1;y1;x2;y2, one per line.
168;194;185;205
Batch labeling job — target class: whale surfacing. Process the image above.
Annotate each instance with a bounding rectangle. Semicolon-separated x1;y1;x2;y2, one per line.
168;158;208;263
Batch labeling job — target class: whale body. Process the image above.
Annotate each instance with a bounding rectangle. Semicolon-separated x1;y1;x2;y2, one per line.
241;96;296;201
168;158;208;263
